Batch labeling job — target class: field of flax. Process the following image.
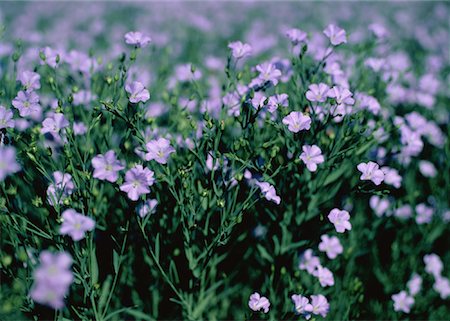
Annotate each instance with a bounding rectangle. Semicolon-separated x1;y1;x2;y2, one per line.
0;1;449;321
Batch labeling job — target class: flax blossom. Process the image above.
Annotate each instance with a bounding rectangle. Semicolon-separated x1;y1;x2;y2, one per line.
282;112;311;133
120;165;155;201
357;161;384;185
299;145;324;172
248;292;270;313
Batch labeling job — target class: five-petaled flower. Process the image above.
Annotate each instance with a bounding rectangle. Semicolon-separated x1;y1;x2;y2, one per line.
300;145;325;172
124;31;152;48
323;24;347;46
392;291;414;313
318;234;343;259
59;209;96;241
145;138;176;164
305;83;330;102
248;292;270;313
228;41;252;59
91;150;125;183
12;91;41;117
357;161;384;185
282;111;311;133
255;181;281;205
125;81;150;103
328;208;352;233
120;165;155;201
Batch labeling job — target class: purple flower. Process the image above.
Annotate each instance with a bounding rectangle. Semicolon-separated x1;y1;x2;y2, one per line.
46;172;75;206
145;138;175;164
12;91;41;117
370;196;390;217
40;47;59;68
91;150;125;183
282;112;311;133
357;161;384;185
41;113;69;134
228;41;252;59
125;81;150;103
30;251;73;309
299;249;321;275
268;93;288;113
392;291;414;313
73;122;87;136
323;24;347;46
124;31;152;48
248;292;270;313
291;294;313;318
0;146;21;181
18;70;41;92
305;83;330;102
120;165;155;201
407;274;422;296
424;253;443;278
255;181;281;205
394;204;413;219
251;92;267;110
0;106;14;129
415;203;433;225
300;145;324;172
286;28;308;45
381;167;402;188
328;208;351;233
327;86;355;106
137;199;158;218
318;234;343;259
310;294;329;317
434;276;450;299
418;160;437;178
313;265;335;287
255;62;282;86
59;209;95;241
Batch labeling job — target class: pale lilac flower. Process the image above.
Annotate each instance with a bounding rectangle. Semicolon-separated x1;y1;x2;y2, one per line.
314;265;335;287
145;138;176;164
433;277;450;299
365;58;385;72
318;235;343;259
291;294;313;318
369;23;389;39
328;208;351;233
415;203;433;225
305;83;329;102
173;64;202;82
255;62;282;86
18;70;41;92
407;274;422;296
40;47;59;68
65;50;96;74
267;93;289;113
418;160;437;178
300;145;324;172
59;209;95;241
357;161;384;185
248;292;270;313
120;165;155;201
282;112;311;133
0;146;21;181
394;204;413;219
323;24;347;45
124;31;152;48
91;150;125;183
12;91;41;117
400;127;423;157
46;172;75;206
73;122;87;136
255;181;281;205
251;92;267;110
286;28;308;45
125;81;150;103
392;291;414;313
299;249;321;274
0;106;14;129
228;41;252;59
381;167;402;188
370;196;390;217
328;86;355;106
424;253;443;278
310;294;329;317
137;199;158;218
30;251;73;309
205;152;219;172
41;113;69;134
